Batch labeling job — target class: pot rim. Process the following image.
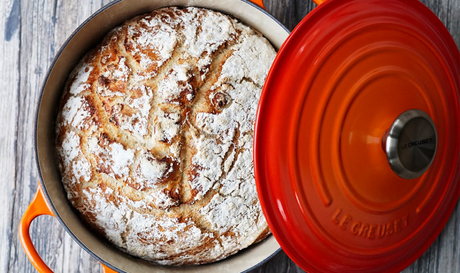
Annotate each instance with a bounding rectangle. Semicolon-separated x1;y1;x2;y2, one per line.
33;0;289;271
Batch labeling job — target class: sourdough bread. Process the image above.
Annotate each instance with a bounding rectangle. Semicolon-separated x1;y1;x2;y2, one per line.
56;6;276;265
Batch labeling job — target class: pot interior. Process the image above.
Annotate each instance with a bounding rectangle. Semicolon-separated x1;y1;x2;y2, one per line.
35;0;288;272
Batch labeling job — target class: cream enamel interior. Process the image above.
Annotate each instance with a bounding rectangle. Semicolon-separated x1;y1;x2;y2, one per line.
35;0;288;272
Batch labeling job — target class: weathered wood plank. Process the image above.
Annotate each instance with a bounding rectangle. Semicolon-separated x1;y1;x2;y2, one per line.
421;0;460;47
0;0;20;272
265;0;316;31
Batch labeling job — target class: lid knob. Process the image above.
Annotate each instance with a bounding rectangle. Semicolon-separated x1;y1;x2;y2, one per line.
384;109;437;179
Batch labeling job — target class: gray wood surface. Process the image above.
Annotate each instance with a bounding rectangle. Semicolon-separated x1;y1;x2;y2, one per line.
1;0;458;272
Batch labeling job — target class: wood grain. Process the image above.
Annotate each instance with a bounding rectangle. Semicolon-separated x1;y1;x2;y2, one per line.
1;0;458;272
0;0;19;272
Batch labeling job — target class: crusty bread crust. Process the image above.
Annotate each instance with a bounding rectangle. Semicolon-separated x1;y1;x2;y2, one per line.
56;7;276;265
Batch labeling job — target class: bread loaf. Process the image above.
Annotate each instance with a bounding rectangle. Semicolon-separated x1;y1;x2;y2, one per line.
56;6;276;265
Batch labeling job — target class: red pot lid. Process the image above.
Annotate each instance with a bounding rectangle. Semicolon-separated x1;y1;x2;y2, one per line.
254;0;460;272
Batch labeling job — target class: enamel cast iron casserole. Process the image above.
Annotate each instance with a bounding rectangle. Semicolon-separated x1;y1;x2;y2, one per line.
21;0;460;272
19;0;289;272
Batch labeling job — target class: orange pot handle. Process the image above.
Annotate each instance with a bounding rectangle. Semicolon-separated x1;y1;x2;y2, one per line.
102;264;119;273
313;0;326;5
19;183;120;273
248;0;265;9
19;183;55;273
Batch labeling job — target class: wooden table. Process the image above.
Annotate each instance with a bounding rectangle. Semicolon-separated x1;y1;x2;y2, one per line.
1;0;458;272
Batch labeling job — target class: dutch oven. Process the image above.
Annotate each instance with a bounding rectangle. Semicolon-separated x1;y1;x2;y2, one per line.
19;0;288;272
20;0;460;272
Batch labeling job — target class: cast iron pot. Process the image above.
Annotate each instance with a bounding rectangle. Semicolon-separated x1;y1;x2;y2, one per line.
19;0;290;272
21;0;460;272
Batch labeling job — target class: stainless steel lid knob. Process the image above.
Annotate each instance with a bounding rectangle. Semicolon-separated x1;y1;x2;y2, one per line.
384;109;437;179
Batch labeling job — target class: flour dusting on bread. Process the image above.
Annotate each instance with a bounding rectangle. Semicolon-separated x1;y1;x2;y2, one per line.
56;6;276;265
